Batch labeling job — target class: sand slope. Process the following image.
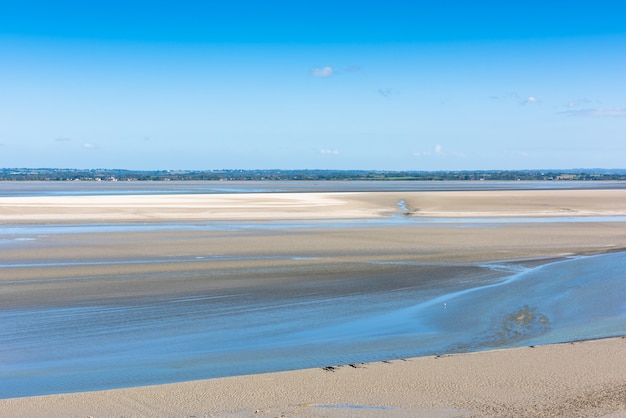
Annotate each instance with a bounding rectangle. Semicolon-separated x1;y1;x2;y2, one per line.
1;337;624;417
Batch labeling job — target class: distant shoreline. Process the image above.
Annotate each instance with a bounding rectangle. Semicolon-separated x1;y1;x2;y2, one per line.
2;167;626;182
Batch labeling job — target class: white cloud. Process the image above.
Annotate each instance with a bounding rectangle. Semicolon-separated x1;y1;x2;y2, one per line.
413;144;467;159
312;66;333;77
320;148;339;155
522;96;539;105
413;144;443;157
83;143;99;149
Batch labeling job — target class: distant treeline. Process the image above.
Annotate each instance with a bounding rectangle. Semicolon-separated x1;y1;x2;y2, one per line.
1;168;626;182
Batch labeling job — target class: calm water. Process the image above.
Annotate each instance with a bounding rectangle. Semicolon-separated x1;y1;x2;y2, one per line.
2;179;626;197
1;181;625;398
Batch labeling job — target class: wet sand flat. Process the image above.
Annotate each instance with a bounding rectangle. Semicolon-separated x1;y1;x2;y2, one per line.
3;221;625;309
1;188;626;415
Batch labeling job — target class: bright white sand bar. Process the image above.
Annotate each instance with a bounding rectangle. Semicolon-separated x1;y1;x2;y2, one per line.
1;189;625;223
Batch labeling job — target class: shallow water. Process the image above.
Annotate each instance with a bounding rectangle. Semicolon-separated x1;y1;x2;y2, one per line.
2;214;626;242
0;251;624;399
2;180;626;197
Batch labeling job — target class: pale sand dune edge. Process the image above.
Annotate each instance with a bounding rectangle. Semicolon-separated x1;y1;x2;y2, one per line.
1;337;624;417
1;189;625;223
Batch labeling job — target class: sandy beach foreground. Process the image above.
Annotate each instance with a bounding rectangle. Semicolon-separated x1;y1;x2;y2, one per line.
1;337;624;417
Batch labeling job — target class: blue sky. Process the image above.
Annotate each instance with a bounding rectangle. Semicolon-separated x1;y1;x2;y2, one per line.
1;1;625;170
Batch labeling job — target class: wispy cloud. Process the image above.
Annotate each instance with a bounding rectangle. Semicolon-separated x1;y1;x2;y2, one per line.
413;144;444;157
83;143;99;149
558;107;626;117
312;66;333;77
490;92;540;105
312;65;361;77
489;92;519;101
320;148;339;155
521;96;540;105
378;88;395;98
413;144;466;159
563;98;593;108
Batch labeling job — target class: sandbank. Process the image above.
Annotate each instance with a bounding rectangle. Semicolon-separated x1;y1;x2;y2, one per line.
1;337;624;417
1;189;625;223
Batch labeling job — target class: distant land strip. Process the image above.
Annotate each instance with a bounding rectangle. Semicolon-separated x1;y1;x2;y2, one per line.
1;168;626;182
